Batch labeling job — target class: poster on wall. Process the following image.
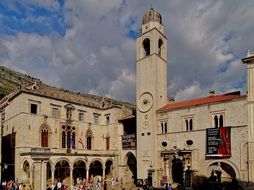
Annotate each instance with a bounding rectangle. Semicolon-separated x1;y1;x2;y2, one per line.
206;127;231;158
122;134;136;149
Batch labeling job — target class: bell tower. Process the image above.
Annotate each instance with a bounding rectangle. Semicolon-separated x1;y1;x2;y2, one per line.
136;8;168;185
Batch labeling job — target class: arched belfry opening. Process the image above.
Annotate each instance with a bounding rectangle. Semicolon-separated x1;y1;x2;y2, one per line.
143;38;150;57
158;39;163;56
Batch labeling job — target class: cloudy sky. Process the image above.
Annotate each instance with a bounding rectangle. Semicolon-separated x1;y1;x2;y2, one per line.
0;0;254;103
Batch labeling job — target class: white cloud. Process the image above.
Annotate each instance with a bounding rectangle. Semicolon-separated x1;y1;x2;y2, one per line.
1;0;254;103
174;82;208;101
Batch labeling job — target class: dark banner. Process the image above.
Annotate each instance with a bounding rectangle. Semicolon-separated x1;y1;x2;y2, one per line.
122;134;136;149
206;127;231;158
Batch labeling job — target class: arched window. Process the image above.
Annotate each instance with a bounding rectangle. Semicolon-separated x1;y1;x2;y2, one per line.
41;124;49;147
189;119;193;131
165;122;168;133
87;137;92;150
214;115;218;128
161;123;164;133
185;119;189;131
106;137;110;150
158;39;163;56
219;115;223;128
143;38;150;56
72;132;76;148
62;125;76;149
23;161;30;178
67;131;71;148
86;129;93;150
62;131;66;148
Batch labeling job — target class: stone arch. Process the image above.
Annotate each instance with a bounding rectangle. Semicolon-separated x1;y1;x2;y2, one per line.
158;38;163;56
201;160;240;180
54;159;71;182
240;141;248;170
143;38;151;57
73;159;87;184
89;160;103;177
105;159;113;176
21;160;30;180
123;152;137;184
39;122;51;147
46;161;53;185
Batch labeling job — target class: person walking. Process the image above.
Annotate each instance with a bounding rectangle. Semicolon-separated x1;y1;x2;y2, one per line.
103;180;107;190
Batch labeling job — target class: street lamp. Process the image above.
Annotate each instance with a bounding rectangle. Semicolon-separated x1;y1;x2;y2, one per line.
3;164;8;170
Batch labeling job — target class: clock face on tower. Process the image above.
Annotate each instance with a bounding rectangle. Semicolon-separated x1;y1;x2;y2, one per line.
138;92;153;113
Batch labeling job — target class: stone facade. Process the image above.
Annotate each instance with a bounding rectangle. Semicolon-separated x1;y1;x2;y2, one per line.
1;7;254;190
135;7;254;189
0;83;136;189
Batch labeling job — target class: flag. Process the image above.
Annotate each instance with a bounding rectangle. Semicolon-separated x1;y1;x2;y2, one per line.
79;137;85;149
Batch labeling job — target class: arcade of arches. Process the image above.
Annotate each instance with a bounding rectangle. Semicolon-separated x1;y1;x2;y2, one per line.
21;155;137;188
21;159;114;187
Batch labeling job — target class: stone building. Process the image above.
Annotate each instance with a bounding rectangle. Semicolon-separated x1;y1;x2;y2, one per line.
1;7;254;190
0;83;137;189
136;7;254;188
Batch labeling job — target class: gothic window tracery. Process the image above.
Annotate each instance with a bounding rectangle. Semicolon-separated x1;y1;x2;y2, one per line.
160;122;168;134
41;123;49;147
62;125;76;149
184;118;194;131
214;114;224;128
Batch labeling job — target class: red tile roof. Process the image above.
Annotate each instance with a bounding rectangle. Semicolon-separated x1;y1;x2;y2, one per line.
158;91;246;112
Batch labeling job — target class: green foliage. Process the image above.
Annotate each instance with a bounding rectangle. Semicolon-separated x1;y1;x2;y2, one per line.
0;66;39;100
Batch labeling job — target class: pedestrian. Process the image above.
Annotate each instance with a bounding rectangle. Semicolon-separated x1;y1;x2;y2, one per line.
2;179;7;190
103;180;107;190
46;184;51;190
167;183;173;190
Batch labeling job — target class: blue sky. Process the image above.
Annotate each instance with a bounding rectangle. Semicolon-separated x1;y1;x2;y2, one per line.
0;0;254;102
0;0;67;36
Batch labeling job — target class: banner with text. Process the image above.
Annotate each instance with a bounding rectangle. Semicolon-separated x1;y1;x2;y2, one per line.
122;134;136;149
206;127;231;158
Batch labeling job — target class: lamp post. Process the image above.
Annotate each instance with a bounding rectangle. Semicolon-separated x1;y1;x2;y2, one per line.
147;165;155;188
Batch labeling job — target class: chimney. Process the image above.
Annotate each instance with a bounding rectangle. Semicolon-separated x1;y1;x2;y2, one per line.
209;89;215;97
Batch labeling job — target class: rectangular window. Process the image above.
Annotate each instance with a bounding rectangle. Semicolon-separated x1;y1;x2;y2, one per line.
79;112;84;121
106;137;110;150
52;107;59;118
93;114;100;124
31;103;38;114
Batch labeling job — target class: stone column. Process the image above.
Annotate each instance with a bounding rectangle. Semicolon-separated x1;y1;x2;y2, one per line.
242;52;254;184
103;166;106;180
70;167;73;189
168;157;173;183
86;168;89;180
33;160;42;190
31;148;51;190
41;160;47;190
51;168;55;187
29;168;33;188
